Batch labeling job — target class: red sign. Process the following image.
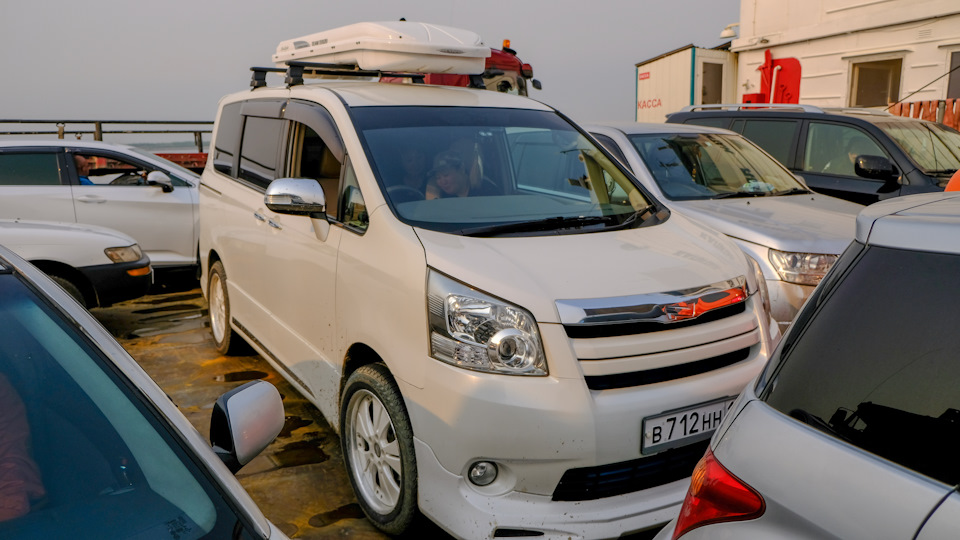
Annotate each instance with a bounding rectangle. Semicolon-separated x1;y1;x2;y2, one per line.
638;72;650;81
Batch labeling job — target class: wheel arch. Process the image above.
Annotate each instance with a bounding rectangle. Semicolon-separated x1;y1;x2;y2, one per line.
29;260;96;307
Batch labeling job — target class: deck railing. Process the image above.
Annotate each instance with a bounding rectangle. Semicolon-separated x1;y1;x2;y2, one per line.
0;119;213;152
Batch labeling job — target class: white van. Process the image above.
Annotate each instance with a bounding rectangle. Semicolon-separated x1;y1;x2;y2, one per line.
199;21;775;539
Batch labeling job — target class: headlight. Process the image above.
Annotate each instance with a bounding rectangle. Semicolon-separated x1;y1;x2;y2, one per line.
428;270;547;376
104;244;143;263
745;255;771;315
768;250;837;286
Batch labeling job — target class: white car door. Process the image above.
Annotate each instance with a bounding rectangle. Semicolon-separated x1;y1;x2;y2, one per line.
67;148;196;268
0;148;77;222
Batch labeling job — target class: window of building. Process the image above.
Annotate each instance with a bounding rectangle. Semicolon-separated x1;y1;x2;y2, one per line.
850;59;902;108
948;52;960;100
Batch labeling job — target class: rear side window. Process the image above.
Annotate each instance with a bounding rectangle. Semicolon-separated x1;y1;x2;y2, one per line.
212;103;242;176
0;153;61;186
762;245;960;486
735;119;799;166
238;117;282;190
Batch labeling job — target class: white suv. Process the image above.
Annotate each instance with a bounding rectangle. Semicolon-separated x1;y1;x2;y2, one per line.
0;140;199;270
200;21;775;539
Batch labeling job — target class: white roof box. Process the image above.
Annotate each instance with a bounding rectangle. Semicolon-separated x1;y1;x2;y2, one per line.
273;21;490;75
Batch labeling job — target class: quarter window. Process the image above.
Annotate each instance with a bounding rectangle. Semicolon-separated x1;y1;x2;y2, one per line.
0;153;62;186
212;103;242;177
850;58;902;108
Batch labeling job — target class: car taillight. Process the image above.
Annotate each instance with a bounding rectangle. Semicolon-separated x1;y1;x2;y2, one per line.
673;448;765;539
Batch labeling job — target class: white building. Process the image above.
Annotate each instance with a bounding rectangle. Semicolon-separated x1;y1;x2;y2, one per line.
636;0;960;122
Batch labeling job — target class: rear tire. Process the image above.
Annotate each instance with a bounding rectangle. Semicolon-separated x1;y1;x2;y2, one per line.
51;276;87;307
208;261;247;355
340;363;419;535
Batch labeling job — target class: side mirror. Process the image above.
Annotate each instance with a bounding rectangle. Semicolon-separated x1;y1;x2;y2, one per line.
265;178;331;241
210;380;284;474
854;155;898;183
265;178;327;217
532;79;542;90
146;171;174;193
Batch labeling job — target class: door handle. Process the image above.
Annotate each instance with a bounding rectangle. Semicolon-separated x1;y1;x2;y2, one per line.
77;195;106;204
268;219;282;230
253;212;266;222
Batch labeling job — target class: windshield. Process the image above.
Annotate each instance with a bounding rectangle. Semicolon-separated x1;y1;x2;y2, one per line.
0;272;249;538
627;132;806;200
353;107;658;236
875;120;960;175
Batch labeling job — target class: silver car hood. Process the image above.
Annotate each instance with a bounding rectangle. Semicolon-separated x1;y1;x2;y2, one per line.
673;195;860;255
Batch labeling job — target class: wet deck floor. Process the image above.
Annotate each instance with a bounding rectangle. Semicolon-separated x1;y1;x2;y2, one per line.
92;276;447;539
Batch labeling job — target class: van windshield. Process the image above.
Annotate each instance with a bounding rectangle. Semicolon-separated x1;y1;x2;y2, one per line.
352;107;661;236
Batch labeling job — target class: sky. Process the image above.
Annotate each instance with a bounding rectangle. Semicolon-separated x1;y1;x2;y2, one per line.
0;0;739;128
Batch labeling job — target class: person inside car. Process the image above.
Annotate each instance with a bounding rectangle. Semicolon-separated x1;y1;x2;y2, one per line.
0;372;45;522
425;151;498;199
74;155;95;185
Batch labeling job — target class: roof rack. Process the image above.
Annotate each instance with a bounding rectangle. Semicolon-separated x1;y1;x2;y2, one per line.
679;103;825;113
821;107;894;117
250;61;426;89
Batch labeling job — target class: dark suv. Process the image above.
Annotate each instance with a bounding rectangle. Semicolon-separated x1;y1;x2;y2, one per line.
666;104;960;205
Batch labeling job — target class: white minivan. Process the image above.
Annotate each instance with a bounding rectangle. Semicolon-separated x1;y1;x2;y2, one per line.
199;21;775;540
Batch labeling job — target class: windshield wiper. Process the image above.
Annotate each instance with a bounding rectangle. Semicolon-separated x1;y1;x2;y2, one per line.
712;191;770;199
771;187;813;196
462;211;654;237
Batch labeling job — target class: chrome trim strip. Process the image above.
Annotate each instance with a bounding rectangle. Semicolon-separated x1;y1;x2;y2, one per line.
556;276;747;325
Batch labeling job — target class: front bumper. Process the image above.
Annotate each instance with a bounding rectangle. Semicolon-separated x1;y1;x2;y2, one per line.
78;255;153;307
400;319;768;539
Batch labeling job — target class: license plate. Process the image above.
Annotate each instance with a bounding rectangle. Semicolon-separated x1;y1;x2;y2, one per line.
641;397;735;455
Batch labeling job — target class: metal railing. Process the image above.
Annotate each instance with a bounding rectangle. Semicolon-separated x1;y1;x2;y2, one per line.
0;119;213;152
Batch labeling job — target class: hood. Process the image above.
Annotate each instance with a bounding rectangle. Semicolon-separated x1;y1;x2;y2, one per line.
415;214;749;324
673;195;860;255
0;219;136;246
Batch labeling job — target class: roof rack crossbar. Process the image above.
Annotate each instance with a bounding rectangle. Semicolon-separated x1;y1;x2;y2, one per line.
250;67;286;89
679;103;824;113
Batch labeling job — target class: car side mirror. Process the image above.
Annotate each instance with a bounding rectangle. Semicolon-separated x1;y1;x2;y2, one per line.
532;79;542;90
854;155;898;183
265;178;331;241
210;380;284;474
146;171;174;193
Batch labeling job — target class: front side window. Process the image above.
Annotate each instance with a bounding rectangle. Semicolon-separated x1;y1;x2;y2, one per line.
802;122;888;178
286;122;343;220
0;272;252;537
850;58;902;108
0;153;62;186
628;132;804;200
354;107;659;236
70;152;164;187
875;120;960;177
761;246;960;486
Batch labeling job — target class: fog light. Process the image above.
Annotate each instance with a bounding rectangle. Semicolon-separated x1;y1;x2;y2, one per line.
468;461;498;486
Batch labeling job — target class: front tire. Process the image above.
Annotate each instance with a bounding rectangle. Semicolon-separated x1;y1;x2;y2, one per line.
51;275;86;307
208;261;246;355
340;363;419;535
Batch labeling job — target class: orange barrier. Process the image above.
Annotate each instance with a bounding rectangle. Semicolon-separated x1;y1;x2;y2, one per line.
889;99;960;130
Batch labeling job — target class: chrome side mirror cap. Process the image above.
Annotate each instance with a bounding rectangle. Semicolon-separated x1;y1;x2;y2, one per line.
265;178;327;217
